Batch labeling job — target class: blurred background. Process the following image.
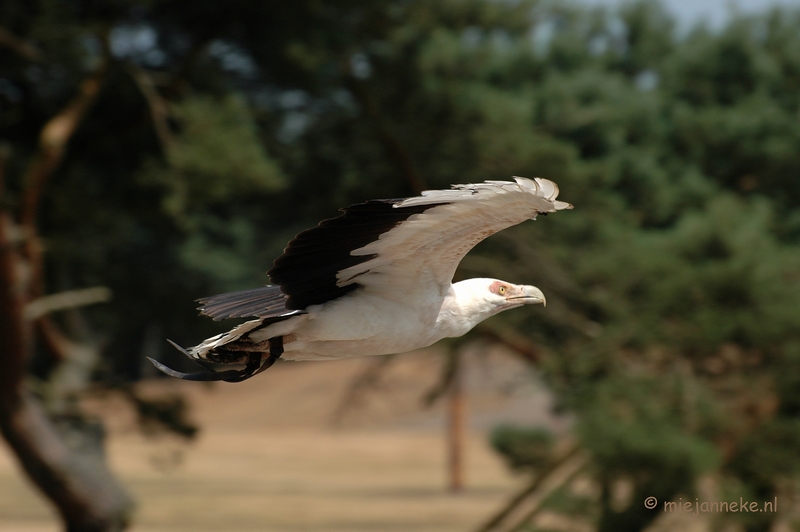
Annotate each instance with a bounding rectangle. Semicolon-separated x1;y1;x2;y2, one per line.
2;0;800;531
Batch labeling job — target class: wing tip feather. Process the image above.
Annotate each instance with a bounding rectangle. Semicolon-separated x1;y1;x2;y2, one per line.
394;175;572;211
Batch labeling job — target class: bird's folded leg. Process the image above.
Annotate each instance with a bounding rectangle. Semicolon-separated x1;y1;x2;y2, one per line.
147;336;284;383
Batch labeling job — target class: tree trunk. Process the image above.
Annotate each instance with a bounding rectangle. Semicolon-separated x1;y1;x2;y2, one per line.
0;394;133;532
0;162;133;532
447;352;465;492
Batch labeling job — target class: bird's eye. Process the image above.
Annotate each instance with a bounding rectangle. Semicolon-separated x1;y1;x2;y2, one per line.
498;286;506;295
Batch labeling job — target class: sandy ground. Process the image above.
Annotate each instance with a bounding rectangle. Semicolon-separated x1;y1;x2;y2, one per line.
0;346;572;532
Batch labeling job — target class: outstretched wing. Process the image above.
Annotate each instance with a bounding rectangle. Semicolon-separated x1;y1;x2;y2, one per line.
269;177;571;309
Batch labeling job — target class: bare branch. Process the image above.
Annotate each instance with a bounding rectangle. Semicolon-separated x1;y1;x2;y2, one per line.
25;286;112;320
506;452;589;532
126;65;174;153
474;445;586;532
20;67;107;228
0;159;28;406
36;315;85;364
475;323;543;364
0;392;133;531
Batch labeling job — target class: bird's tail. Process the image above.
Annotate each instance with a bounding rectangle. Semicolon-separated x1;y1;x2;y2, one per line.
148;319;284;382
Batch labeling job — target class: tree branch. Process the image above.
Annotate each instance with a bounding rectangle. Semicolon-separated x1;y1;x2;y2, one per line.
475;323;544;364
25;286;112;321
20;67;106;228
126;64;174;154
0;393;134;532
506;452;589;532
0;155;28;407
474;445;585;532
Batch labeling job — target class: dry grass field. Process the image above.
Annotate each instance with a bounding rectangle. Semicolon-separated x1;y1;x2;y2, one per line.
1;347;749;532
0;347;572;532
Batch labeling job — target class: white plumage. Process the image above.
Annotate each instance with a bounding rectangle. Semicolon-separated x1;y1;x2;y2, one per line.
151;177;571;382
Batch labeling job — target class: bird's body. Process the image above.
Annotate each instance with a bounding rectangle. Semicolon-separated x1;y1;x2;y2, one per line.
151;177;571;381
193;277;537;362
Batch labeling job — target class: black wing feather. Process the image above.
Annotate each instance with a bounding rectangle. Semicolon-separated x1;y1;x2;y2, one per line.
197;200;449;320
268;199;447;310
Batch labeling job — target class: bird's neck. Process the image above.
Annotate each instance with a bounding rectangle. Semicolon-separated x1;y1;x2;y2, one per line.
436;279;498;338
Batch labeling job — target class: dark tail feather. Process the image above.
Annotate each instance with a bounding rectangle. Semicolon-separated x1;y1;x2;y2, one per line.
147;337;284;383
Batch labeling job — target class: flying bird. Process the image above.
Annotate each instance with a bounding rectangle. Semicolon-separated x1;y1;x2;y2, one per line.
150;177;572;382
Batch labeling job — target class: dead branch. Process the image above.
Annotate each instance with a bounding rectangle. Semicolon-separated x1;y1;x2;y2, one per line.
506;452;589;532
475;323;543;364
20;67;107;229
25;286;112;321
0;158;28;406
474;444;586;532
16;65;108;345
126;65;174;153
0;393;133;532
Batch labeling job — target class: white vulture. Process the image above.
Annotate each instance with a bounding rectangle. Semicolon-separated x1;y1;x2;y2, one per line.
150;177;572;382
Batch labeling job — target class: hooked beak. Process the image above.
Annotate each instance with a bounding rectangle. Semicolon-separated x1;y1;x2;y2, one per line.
508;285;546;307
506;285;547;307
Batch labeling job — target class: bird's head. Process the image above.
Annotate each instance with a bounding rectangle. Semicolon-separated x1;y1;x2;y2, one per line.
450;278;546;331
484;279;546;311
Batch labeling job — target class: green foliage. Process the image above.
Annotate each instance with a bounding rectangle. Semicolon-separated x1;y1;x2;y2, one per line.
140;94;285;222
577;374;720;473
539;485;596;522
491;425;555;473
127;390;199;439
